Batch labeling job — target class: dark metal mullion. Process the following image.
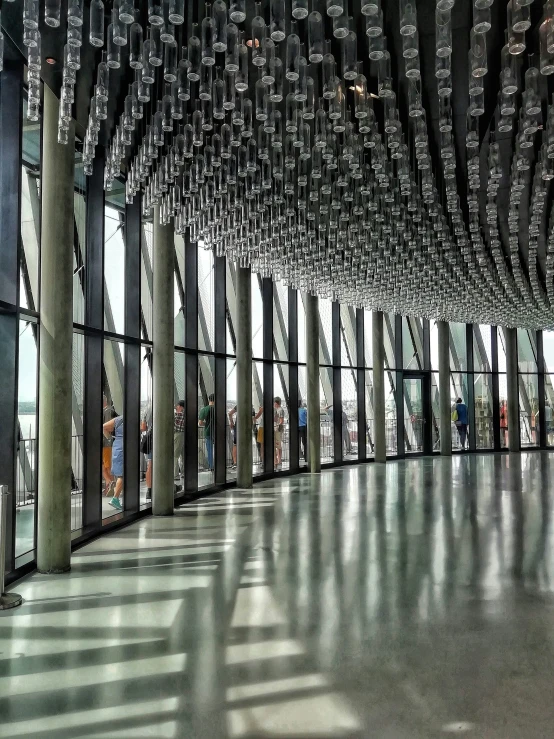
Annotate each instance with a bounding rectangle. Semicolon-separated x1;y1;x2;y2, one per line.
491;326;501;451
466;323;476;451
262;277;274;473
288;287;299;471
395;315;404;456
184;233;198;493
0;60;23;572
122;198;141;512
538;330;546;449
332;302;342;462
356;309;366;462
82;154;105;529
214;255;226;485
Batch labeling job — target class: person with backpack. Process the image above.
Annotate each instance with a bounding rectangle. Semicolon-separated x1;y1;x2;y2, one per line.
199;394;216;471
453;397;469;450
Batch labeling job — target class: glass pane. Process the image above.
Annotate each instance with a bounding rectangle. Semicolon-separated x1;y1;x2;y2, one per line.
20;100;41;311
174;352;185;496
298;292;306;364
499;374;508;448
320;365;333;462
252;274;264;359
198;356;215;486
226;359;237;480
473;325;492;372
273;281;289;360
450;373;469;451
402;317;423;370
73;154;86;325
385;369;398;455
449;323;467;371
519;374;539;447
474;373;494;449
71;332;84;532
299;365;307;466
16;319;38;558
364;310;373;368
545;374;554;446
431;372;440;452
384;313;396;368
342;368;358;459
174;230;184;346
102;339;125;518
104;204;125;335
403;378;423;453
517;329;537;373
543;331;554;374
319;298;333;364
226;261;236;356
140;346;153;507
198;245;214;351
253;361;264;472
340;304;356;366
498;328;507;373
274;365;289;470
365;370;374;456
430;321;439;371
141;222;154;342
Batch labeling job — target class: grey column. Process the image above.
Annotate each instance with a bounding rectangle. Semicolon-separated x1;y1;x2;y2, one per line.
306;293;321;473
37;86;75;573
152;206;174;515
236;265;253;488
372;311;386;463
504;326;520;452
438;320;452;456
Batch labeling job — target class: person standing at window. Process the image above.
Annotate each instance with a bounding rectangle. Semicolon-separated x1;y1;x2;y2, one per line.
199;394;215;471
298;401;308;462
102;395;116;497
455;397;469;450
273;397;285;470
103;414;124;511
174;400;185;480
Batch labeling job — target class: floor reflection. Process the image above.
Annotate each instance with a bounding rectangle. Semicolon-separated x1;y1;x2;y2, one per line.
2;453;554;738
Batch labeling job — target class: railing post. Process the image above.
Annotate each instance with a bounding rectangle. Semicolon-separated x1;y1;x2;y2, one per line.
0;486;22;609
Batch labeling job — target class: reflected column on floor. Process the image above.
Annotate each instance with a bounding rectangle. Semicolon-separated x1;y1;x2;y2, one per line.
438;320;452;455
306;292;321;472
236;264;253;488
372;311;386;463
152;205;174;516
37;85;75;573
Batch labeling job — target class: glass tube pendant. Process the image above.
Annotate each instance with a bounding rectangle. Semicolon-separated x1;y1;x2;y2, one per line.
326;0;343;19
120;0;135;24
400;0;417;36
286;30;301;80
309;12;324;62
226;23;239;71
540;25;554;75
188;27;201;81
473;5;491;34
68;0;84;27
107;24;121;68
129;23;143;68
89;0;105;47
436;8;452;57
270;0;286;42
213;0;227;53
230;0;246;23
150;25;163;66
342;31;357;80
470;29;487;77
169;0;185;24
202;7;216;66
23;0;39;30
112;7;127;46
45;0;61;27
148;0;164;26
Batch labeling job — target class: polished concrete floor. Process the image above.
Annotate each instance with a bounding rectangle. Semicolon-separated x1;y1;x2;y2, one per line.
2;453;554;738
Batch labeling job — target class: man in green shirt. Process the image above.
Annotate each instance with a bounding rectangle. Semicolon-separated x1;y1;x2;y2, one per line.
199;394;215;471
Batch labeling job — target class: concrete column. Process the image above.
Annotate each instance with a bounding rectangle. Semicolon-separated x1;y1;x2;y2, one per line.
37;86;75;573
306;293;321;473
438;320;452;456
236;265;253;488
504;326;520;453
372;311;386;463
152;206;174;515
